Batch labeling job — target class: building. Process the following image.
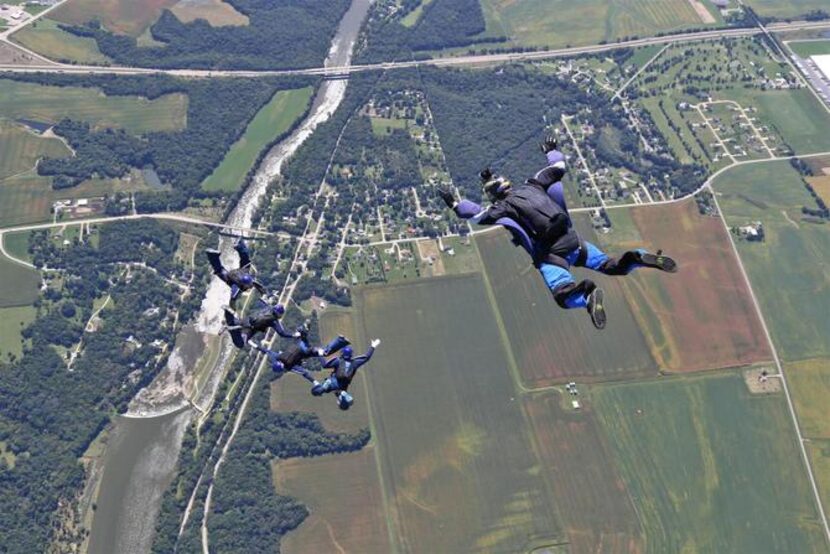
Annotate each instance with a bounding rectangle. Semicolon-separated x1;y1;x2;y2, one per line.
812;55;830;81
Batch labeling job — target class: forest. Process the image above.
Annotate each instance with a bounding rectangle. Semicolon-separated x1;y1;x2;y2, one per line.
357;0;505;63
0;220;207;552
0;72;316;211
62;0;350;70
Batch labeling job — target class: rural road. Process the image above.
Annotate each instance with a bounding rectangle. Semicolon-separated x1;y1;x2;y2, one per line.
0;20;829;79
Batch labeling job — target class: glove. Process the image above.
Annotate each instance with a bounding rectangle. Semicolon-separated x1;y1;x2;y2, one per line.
315;347;325;356
479;168;493;183
540;135;558;154
437;188;456;208
293;331;301;338
371;339;381;348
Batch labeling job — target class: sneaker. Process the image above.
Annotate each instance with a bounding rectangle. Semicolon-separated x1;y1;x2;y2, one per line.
638;250;677;273
587;287;606;330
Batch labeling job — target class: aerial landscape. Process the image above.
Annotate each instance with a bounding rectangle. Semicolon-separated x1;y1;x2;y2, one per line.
0;0;829;553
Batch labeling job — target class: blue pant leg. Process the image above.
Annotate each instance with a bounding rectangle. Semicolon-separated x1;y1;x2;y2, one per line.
538;263;587;309
290;365;316;384
323;335;350;356
583;242;647;276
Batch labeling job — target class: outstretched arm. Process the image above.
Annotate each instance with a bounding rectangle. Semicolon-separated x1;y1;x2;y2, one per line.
352;340;380;371
438;189;504;225
271;319;295;339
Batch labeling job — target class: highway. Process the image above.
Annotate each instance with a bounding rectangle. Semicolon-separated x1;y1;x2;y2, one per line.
0;20;829;79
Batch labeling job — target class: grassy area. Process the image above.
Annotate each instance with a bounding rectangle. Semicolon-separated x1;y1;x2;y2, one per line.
748;89;830;154
201;87;312;192
480;0;718;50
369;116;407;137
476;217;657;386
11;18;110;64
51;0;178;37
2;231;32;264
0;121;71;180
714;161;830;362
594;372;828;552
789;40;830;58
743;0;830;19
354;275;565;552
273;448;390;554
400;0;434;28
0;305;36;359
0;251;39;308
524;391;643;552
787;358;830;439
0;171;149;228
807;440;830;525
170;0;249;26
600;200;772;372
0;79;188;134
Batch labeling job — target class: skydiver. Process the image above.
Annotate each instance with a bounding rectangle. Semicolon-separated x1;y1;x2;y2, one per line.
254;323;350;382
311;339;381;410
223;299;294;348
439;136;677;329
206;240;266;308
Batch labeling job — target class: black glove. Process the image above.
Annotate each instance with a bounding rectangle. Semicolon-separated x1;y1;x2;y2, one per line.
540;135;558;154
438;187;456;208
479;168;493;183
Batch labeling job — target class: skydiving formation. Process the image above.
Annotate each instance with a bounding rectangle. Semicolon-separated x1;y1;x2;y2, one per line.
207;239;380;410
439;136;678;329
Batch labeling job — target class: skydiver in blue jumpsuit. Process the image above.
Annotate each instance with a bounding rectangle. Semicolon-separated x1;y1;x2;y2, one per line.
439;136;677;329
206;240;266;308
223;300;294;348
255;323;350;382
312;339;381;410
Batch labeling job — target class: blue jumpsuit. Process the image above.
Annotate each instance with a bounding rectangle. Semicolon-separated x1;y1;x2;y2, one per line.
312;346;376;410
454;150;645;309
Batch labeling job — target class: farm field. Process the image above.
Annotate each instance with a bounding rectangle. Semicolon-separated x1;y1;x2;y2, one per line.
807;441;830;521
274;448;390;554
170;0;249;26
0;171;149;227
0;80;188;134
789;40;830;57
50;0;178;36
201;87;312;192
0;250;39;308
11;18;111;64
713;161;830;362
0;121;71;180
600;200;771;372
476;217;657;386
479;0;718;50
593;372;828;553
743;0;830;19
2;231;32;264
747;89;830;155
809;175;830;204
354;275;565;553
524;391;643;553
786;358;830;439
0;305;36;359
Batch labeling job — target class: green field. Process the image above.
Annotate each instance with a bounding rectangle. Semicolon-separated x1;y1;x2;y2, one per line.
400;0;434;27
787;358;830;439
480;0;718;50
749;89;830;154
0;79;187;134
11;18;111;64
713;161;830;362
789;40;830;58
0;122;71;180
807;441;830;523
744;0;830;19
2;232;32;264
594;372;827;553
0;305;36;359
354;275;565;553
201;87;312;192
51;0;178;36
171;0;249;27
476;218;657;386
0;249;39;309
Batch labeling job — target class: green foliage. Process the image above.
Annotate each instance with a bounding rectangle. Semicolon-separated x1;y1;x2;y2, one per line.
62;0;351;70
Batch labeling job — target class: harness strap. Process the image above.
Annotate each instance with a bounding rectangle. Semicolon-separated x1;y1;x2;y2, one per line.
574;238;589;268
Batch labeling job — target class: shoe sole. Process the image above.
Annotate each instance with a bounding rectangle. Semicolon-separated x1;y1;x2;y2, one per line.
588;288;606;330
640;252;678;273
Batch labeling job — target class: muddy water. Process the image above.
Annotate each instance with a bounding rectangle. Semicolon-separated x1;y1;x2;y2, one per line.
86;409;191;554
84;1;372;552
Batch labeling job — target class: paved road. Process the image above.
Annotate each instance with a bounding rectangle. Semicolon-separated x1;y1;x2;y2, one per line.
1;21;829;79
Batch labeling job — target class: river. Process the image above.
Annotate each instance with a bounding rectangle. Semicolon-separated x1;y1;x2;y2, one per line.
84;1;372;552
